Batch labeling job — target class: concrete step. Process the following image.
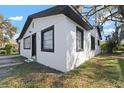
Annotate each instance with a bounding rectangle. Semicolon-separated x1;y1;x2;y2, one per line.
24;58;34;63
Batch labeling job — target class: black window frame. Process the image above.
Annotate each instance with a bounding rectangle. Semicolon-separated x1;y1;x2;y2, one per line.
91;35;95;50
76;26;84;52
98;40;100;46
41;25;54;52
23;36;31;49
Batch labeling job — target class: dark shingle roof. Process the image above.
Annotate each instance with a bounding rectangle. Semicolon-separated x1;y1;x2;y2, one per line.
17;5;93;40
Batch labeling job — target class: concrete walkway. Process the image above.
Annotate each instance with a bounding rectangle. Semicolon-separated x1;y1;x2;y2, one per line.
0;55;20;60
0;55;23;68
0;55;24;77
0;62;23;68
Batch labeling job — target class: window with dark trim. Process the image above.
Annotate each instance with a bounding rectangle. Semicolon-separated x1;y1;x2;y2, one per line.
24;36;31;49
76;27;84;51
98;40;100;46
91;35;95;50
41;25;54;52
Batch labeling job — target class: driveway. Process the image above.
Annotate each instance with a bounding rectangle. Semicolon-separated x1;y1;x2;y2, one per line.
0;55;25;78
0;55;23;68
0;55;20;60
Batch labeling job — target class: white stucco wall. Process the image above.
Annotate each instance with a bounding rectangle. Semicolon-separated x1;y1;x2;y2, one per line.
19;14;101;72
36;14;68;72
20;14;67;72
63;16;101;71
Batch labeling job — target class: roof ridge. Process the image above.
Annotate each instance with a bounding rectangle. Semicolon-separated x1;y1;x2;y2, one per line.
30;5;67;18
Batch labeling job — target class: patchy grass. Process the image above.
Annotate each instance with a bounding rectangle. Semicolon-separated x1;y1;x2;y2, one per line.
0;52;124;87
0;62;62;88
54;52;124;88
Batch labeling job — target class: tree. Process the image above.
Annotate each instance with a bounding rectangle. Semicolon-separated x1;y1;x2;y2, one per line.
5;43;13;54
74;5;124;53
0;15;17;48
80;5;124;26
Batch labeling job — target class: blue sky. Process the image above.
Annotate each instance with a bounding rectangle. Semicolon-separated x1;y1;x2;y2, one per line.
0;5;114;40
0;5;54;32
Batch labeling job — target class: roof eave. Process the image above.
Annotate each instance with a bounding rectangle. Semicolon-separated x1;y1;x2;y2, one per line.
17;5;93;40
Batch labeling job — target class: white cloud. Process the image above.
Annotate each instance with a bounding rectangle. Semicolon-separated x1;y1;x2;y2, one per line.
104;28;115;35
104;21;112;26
103;21;114;28
8;16;23;21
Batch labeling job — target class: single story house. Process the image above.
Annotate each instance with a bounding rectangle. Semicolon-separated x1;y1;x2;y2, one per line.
17;5;102;72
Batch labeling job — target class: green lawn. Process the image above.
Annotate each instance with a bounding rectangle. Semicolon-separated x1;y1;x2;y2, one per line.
0;52;124;87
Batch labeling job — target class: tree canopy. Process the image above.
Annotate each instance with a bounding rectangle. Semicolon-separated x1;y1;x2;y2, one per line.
81;5;124;26
76;5;124;41
74;5;124;53
0;15;17;48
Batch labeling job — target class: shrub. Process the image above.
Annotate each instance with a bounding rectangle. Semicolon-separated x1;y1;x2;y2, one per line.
0;50;6;55
116;44;124;51
12;44;18;53
101;42;108;53
107;40;115;53
101;40;116;53
0;48;5;50
5;44;13;54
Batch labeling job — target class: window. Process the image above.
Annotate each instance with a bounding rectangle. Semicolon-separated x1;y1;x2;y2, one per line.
76;27;83;51
91;35;95;50
41;25;54;52
24;36;31;49
98;40;100;46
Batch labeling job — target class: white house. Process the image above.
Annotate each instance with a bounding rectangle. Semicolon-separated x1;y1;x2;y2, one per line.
17;5;102;72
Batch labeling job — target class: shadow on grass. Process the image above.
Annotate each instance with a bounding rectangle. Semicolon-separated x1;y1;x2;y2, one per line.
0;62;63;88
52;53;124;87
118;59;124;79
11;62;63;76
92;62;120;81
